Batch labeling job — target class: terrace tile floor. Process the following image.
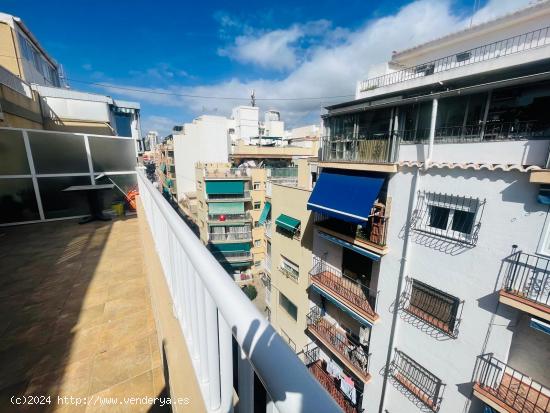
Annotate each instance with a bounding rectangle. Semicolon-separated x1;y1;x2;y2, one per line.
0;217;168;412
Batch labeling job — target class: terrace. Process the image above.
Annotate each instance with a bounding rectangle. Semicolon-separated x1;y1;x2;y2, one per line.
473;354;550;413
499;250;550;321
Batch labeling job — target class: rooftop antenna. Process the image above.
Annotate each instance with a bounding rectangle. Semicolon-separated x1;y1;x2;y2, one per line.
469;0;480;28
250;89;256;107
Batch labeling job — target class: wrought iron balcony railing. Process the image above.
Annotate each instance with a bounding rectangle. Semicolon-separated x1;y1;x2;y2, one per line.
309;259;378;322
473;354;550;413
359;26;550;92
204;168;251;179
306;308;370;382
502;250;550;309
211;250;253;262
314;202;389;249
206;190;251;201
304;347;363;413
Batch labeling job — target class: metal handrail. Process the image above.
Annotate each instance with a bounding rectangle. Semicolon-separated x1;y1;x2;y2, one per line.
209;231;252;241
360;26;550;92
208;211;252;221
474;354;550;413
503;250;550;307
137;168;340;413
309;258;378;318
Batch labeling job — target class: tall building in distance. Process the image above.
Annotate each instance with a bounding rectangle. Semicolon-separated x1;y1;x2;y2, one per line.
262;3;550;413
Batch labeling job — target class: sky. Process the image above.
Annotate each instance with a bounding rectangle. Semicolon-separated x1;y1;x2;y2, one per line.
3;0;537;137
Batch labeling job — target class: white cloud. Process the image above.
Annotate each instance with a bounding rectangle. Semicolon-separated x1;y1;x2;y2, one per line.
99;0;534;129
141;114;180;136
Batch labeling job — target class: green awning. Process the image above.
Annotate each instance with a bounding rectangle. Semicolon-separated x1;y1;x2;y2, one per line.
275;214;301;234
208;202;245;215
258;202;271;225
206;180;244;195
210;242;251;252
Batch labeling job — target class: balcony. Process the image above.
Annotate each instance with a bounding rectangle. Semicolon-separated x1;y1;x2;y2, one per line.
305;348;363;413
320;133;398;166
208;231;252;243
0;217;204;412
265;220;273;238
499;251;550;321
204;168;251;180
473;354;550;413
314;204;389;255
309;260;379;324
306;309;371;383
359;26;550;95
206;190;251;202
207;211;252;223
211;250;253;262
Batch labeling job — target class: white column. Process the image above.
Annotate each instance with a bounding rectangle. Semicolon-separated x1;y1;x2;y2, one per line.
237;349;255;412
426;98;438;167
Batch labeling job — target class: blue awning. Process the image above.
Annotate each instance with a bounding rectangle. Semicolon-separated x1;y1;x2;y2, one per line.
307;169;384;224
258;202;271;225
318;231;380;261
311;284;372;327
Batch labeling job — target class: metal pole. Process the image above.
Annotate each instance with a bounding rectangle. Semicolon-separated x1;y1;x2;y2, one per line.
426;98;438;168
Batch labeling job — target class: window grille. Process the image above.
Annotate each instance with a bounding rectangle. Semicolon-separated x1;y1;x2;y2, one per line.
390;350;444;411
413;191;484;245
403;278;462;337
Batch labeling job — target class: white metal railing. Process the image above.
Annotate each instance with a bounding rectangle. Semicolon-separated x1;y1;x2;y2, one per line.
137;169;340;413
209;231;252;242
360;26;550;92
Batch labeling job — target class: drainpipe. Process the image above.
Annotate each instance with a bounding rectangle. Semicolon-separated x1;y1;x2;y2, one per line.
425;98;438;169
378;166;421;413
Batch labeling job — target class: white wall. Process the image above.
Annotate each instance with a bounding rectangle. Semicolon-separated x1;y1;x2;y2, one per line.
173;115;230;199
368;167;547;413
232;106;259;143
40;96;111;122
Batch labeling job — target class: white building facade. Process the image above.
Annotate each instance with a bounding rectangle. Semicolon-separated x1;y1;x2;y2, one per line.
305;3;550;413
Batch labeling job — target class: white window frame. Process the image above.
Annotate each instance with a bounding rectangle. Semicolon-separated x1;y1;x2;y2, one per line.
253;181;261;190
280;255;299;281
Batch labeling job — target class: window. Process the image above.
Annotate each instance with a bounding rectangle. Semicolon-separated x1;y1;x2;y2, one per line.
390;350;443;411
254;261;261;268
253;182;261;190
455;51;471;62
280;256;299;281
414;191;483;245
254;240;261;247
279;293;298;321
254;202;261;210
406;279;460;336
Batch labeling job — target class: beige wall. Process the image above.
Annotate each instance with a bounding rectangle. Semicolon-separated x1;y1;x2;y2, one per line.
0;22;21;77
0;85;43;129
269;183;313;352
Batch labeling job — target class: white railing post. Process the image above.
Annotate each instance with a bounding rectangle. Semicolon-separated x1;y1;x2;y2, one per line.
205;290;221;410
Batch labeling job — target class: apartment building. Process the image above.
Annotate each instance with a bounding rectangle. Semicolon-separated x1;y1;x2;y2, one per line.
298;3;550;413
155;137;177;202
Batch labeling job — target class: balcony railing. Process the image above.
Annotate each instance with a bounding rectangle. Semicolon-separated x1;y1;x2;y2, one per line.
400;121;548;144
204;168;251;179
279;264;300;282
265;221;273;238
473;354;550;413
502;251;550;309
307;308;370;382
359;26;550;92
305;347;363;413
137;169;340;413
320;133;398;164
211;250;253;262
309;259;378;322
208;211;252;222
314;202;389;249
206;190;251;201
209;232;252;242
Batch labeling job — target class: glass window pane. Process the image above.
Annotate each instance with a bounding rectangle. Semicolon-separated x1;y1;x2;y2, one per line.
429;206;450;230
451;210;475;234
95;173;137;206
0;178;39;223
0;129;30;175
89;137;136;172
28;131;89;174
38;176;92;219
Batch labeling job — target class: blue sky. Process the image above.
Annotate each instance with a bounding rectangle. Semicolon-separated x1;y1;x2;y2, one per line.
3;0;533;136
